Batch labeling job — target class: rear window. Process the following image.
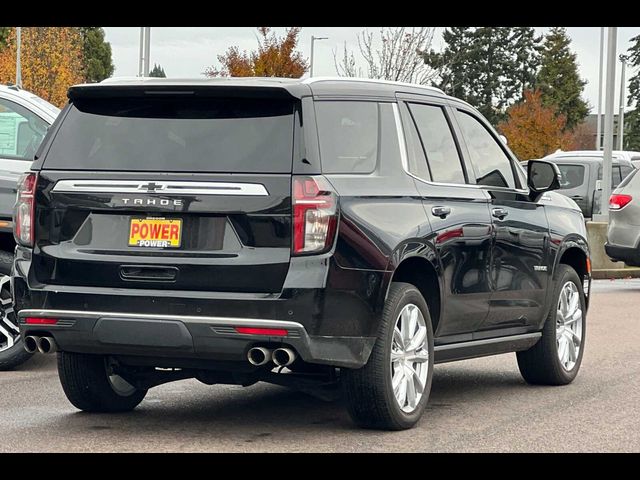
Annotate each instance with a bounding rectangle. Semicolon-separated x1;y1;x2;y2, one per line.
557;164;585;189
43;97;295;173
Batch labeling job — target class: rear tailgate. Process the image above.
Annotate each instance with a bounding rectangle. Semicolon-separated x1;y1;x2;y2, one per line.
31;90;298;294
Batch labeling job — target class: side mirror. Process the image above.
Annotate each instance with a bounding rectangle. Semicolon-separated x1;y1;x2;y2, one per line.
527;160;561;198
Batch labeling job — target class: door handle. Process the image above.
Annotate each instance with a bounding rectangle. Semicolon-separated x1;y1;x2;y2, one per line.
431;206;451;219
491;208;509;219
570;195;584;200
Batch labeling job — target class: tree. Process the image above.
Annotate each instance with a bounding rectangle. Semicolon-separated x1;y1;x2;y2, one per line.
497;89;576;160
78;27;114;83
149;63;166;78
536;27;589;130
204;27;308;78
625;34;640;150
424;27;542;125
0;27;84;107
334;27;437;84
0;27;9;49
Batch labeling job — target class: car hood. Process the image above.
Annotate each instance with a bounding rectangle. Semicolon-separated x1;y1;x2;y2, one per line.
538;191;582;213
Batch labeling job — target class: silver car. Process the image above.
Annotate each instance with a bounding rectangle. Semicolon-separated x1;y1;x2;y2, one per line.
605;168;640;266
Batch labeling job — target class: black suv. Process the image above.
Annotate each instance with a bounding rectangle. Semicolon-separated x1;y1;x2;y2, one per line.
14;78;591;430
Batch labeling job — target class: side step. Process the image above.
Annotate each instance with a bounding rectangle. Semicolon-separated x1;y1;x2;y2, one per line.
434;332;541;364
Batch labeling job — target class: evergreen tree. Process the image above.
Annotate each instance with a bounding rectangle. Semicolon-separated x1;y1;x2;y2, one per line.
424;27;541;125
625;35;640;150
79;27;114;83
536;27;589;130
149;63;166;78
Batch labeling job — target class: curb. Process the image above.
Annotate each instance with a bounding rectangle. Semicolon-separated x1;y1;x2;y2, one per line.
591;268;640;280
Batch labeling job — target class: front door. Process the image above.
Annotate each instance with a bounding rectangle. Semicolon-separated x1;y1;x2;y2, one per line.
453;108;550;330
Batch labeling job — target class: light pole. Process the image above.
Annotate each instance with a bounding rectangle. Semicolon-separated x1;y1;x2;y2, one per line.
599;27;618;223
16;27;21;88
596;27;604;150
138;27;151;77
618;54;629;150
310;36;328;78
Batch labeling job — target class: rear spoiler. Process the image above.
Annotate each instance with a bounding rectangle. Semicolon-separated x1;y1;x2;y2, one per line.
68;83;309;101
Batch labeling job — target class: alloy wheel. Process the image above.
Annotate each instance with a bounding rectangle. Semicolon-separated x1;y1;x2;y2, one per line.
556;281;583;371
0;275;20;353
390;303;429;413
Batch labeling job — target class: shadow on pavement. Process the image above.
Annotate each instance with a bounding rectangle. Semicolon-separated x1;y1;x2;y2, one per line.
41;365;530;435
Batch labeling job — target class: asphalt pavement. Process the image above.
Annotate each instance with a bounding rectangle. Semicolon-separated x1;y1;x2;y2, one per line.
1;279;639;452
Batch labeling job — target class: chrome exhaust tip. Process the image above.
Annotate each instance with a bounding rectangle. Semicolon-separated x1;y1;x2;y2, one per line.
36;336;57;354
24;336;39;354
272;347;297;367
247;347;272;366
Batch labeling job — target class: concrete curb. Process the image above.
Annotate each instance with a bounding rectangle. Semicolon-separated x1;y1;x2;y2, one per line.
592;268;640;279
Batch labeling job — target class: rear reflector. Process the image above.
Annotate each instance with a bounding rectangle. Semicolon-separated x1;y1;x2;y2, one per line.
25;317;58;325
235;327;288;336
609;194;632;210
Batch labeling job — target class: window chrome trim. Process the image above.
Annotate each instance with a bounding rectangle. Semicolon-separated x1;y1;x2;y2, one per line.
52;180;269;196
392;102;530;195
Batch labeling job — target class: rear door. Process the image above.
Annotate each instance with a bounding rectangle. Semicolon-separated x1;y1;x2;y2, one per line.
397;96;494;337
33;91;299;294
555;162;589;216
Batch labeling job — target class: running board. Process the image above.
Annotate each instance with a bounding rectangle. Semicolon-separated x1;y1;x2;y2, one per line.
433;332;542;364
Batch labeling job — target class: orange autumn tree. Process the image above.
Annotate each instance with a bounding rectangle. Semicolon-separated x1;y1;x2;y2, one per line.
498;89;576;160
205;27;308;78
0;27;84;107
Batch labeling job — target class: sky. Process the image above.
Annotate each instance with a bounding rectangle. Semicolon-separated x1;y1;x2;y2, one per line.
102;27;640;113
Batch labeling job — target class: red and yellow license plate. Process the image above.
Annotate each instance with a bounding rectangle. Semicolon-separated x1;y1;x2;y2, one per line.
128;218;182;248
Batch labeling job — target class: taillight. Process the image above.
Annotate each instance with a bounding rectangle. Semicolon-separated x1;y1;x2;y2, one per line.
609;194;632;210
292;176;338;255
14;172;37;247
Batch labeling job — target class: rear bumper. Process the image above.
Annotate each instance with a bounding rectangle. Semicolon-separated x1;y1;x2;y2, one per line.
605;243;640;266
18;309;375;369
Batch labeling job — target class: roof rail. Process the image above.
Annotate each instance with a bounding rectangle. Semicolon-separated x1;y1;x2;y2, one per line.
302;76;445;94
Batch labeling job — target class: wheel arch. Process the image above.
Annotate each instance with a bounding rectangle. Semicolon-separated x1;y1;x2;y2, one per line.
381;244;443;335
554;236;591;308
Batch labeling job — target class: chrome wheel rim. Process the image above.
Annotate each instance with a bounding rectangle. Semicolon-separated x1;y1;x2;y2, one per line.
0;275;20;353
390;303;429;413
556;281;583;371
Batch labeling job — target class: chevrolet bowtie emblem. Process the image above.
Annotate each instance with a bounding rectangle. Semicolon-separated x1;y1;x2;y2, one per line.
138;182;166;192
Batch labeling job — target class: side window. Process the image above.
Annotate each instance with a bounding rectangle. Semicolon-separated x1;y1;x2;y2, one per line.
315;101;378;174
598;165;624;188
456;110;516;189
0;98;48;160
557;164;585;189
407;103;465;184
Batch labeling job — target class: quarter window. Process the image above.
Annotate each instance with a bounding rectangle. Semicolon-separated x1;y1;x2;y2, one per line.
315;101;378;174
456;110;516;189
407;103;465;184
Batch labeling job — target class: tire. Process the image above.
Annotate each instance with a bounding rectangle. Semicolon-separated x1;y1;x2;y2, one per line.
342;282;434;430
517;264;586;385
57;352;147;412
0;250;33;371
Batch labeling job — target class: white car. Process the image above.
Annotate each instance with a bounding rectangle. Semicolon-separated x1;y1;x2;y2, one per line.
0;84;59;369
547;149;640;168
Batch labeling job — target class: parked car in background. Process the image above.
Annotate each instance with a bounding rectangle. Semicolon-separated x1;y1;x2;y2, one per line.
524;154;635;219
549;149;640;166
0;84;60;369
15;77;590;430
606;168;640;266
